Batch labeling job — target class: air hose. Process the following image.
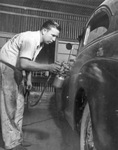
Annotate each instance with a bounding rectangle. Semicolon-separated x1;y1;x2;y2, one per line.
25;74;52;107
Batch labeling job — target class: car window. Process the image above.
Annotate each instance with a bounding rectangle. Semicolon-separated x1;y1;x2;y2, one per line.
83;10;109;46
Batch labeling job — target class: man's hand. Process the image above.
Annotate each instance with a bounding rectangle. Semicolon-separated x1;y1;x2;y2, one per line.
26;79;32;90
49;63;61;73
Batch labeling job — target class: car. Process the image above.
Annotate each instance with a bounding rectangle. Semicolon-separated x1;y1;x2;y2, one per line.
55;0;118;149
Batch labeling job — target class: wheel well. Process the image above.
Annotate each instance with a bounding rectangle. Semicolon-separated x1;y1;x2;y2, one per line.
74;88;87;131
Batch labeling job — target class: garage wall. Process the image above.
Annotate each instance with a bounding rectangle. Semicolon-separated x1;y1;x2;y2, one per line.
0;32;14;48
0;3;90;41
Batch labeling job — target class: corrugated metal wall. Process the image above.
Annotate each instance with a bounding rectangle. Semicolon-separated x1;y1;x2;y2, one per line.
0;3;89;40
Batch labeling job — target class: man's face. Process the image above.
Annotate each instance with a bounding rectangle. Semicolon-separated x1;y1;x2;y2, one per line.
42;27;60;44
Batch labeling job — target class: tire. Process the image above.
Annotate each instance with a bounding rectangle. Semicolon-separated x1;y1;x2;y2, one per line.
80;103;96;150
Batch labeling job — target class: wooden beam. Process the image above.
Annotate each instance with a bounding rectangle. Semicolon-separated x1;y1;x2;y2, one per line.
42;0;96;9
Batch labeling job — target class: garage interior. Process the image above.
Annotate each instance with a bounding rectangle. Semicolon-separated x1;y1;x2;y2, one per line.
0;0;104;150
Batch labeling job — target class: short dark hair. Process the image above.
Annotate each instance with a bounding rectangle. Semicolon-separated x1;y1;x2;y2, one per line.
41;20;61;32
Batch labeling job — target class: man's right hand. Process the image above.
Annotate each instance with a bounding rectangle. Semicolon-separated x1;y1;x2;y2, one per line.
49;63;61;73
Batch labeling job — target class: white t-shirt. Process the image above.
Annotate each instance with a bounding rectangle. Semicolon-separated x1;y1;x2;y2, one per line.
0;31;43;68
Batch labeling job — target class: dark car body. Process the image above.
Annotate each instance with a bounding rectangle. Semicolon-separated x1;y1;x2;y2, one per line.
56;0;118;149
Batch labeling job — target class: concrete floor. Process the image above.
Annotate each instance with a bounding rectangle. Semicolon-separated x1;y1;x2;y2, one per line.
0;92;80;150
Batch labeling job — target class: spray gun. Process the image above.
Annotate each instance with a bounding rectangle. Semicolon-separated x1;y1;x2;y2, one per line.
52;61;70;88
53;42;77;89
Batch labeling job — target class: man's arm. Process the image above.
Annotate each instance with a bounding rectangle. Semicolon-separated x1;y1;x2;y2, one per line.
20;58;61;73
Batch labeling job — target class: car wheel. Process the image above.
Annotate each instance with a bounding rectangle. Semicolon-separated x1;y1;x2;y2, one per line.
80;103;96;150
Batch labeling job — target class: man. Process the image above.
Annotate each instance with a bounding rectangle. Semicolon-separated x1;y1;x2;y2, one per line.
0;20;61;150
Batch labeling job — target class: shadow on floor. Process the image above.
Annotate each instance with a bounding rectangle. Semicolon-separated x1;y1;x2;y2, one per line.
48;93;80;150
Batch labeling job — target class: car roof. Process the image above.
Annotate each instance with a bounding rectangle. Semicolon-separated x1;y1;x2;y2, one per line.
100;0;118;15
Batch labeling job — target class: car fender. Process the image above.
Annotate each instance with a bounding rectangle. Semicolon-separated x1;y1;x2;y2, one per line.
79;58;118;150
